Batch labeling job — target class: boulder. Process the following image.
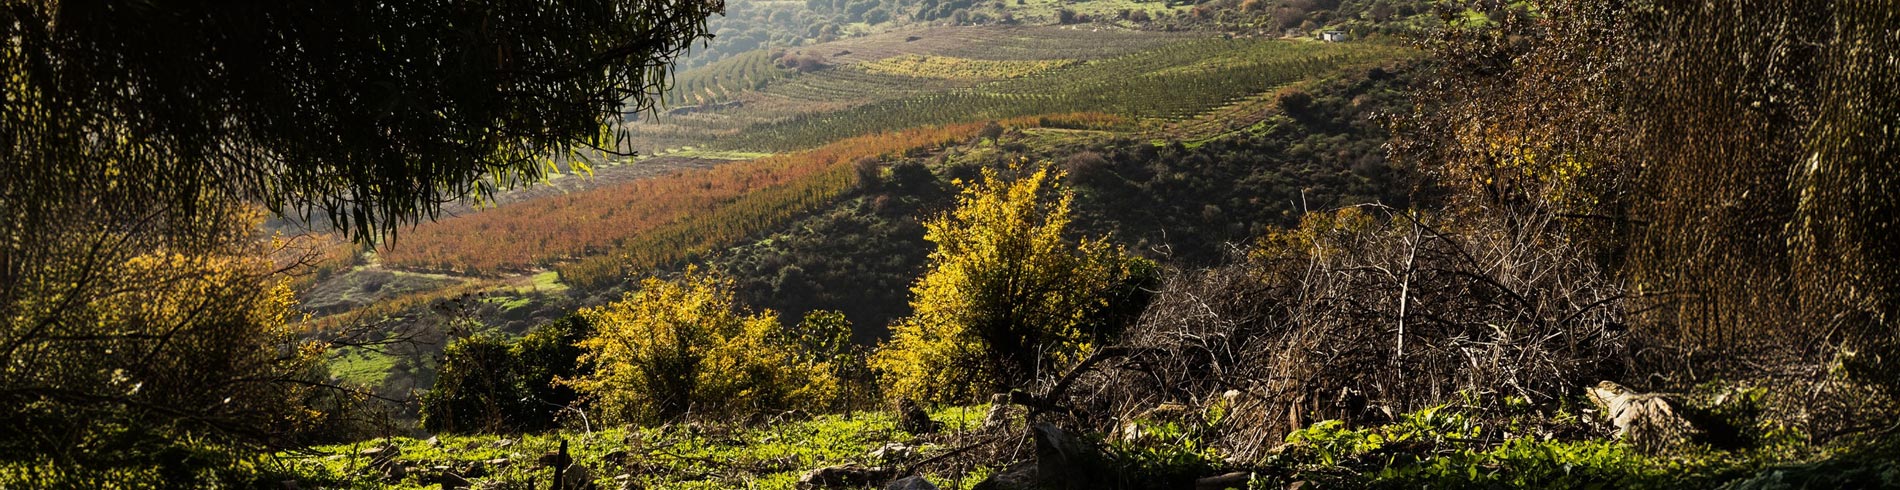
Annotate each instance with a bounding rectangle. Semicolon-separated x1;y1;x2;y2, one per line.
1587;381;1694;452
436;470;470;489
796;463;895;489
885;475;940;490
562;463;596;490
1193;471;1251;490
973;423;1107;490
868;442;916;462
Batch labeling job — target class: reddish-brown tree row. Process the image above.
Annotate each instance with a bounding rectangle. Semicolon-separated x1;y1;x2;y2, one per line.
378;113;1123;287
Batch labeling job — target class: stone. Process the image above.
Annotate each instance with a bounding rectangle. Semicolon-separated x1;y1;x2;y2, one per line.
867;442;915;462
361;443;401;461
885;475;939;490
796;463;895;489
437;470;470;489
1193;471;1251;490
972;423;1107;490
1587;381;1694;452
971;463;1035;490
562;463;595;490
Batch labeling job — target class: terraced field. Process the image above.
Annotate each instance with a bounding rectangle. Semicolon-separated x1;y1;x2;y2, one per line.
626;28;1172;154
811;25;1194;64
859;54;1072;79
714;38;1408;151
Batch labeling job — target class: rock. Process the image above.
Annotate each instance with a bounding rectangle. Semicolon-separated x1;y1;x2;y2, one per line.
796;463;895;489
1193;471;1251;490
972;463;1035;490
1031;423;1098;484
1587;381;1694;452
361;443;401;461
437;470;470;489
973;423;1107;490
885;475;939;490
868;442;915;462
895;398;942;434
562;463;595;490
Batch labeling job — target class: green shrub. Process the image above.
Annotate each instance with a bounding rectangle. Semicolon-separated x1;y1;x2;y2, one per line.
569;268;837;424
419;315;592;434
871;163;1153;403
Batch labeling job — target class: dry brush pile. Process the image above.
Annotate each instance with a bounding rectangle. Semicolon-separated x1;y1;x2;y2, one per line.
1062;205;1633;461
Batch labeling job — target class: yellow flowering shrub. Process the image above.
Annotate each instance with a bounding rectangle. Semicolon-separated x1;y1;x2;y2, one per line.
872;162;1153;403
569;268;837;424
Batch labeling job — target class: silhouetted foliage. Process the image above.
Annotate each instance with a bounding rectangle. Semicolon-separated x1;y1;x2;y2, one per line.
1;0;718;241
419;315;592;434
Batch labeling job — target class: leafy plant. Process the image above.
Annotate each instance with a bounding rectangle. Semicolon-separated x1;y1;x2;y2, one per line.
569;268;837;424
872;162;1152;402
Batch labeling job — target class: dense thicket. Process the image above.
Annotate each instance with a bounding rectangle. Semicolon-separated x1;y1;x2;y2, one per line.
1398;0;1900;389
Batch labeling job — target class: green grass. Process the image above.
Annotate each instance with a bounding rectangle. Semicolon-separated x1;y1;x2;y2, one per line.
280;406;993;489
328;346;398;387
519;270;569;294
481;294;535;312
